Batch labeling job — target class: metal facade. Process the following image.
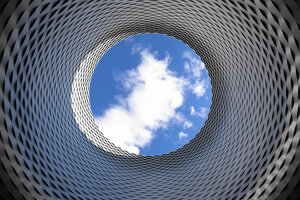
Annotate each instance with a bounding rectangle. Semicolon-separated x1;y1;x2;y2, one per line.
0;0;299;199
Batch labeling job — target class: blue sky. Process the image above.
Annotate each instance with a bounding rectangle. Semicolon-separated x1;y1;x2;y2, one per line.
90;33;211;155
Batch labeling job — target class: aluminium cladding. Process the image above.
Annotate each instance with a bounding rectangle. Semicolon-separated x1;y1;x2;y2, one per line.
0;0;299;199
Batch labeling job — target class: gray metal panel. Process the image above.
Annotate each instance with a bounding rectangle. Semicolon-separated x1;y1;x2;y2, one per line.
0;0;299;199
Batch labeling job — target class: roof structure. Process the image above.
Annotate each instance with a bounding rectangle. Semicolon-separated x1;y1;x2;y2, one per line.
0;0;299;199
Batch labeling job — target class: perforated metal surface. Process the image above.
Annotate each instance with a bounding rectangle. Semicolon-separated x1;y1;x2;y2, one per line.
0;0;299;199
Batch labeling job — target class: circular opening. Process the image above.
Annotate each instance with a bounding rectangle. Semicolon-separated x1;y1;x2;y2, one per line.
90;33;211;155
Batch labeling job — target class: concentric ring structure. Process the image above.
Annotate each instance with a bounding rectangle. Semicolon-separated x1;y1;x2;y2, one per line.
0;1;299;199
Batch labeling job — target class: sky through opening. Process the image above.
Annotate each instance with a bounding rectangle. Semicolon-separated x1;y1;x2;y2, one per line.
90;33;211;155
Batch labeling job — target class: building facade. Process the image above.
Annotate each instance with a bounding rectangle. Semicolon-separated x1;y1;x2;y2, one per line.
0;0;299;199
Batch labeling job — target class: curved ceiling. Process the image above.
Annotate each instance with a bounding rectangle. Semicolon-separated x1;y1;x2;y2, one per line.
0;0;299;199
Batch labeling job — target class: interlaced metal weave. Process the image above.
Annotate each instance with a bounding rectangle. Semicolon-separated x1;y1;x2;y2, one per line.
0;1;299;199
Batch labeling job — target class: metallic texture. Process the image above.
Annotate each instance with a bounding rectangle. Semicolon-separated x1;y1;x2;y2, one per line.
0;0;299;199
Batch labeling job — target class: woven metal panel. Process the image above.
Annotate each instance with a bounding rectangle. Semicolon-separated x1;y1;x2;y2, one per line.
0;0;299;199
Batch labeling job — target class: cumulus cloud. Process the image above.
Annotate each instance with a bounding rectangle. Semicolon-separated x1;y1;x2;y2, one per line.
131;43;152;55
183;121;193;129
178;132;188;143
190;106;208;119
95;49;187;154
183;51;205;79
171;112;193;129
183;51;209;98
191;80;208;97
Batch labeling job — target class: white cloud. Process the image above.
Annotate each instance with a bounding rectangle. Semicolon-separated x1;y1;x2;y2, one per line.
131;43;152;55
183;51;205;79
190;106;195;115
191;79;208;98
171;112;193;129
179;132;188;139
131;43;143;55
190;106;208;119
183;51;208;98
178;132;188;143
95;49;187;154
183;121;193;129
